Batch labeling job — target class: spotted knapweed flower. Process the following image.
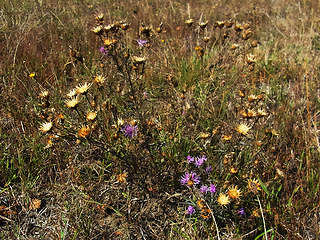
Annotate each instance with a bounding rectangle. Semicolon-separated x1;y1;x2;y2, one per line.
209;184;216;193
137;39;148;47
200;185;209;194
180;171;201;187
187;155;194;164
195;155;207;167
100;46;108;55
205;165;212;173
187;206;195;215
121;124;138;138
239;208;246;216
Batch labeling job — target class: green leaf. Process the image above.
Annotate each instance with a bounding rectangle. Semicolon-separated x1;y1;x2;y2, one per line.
258;177;270;196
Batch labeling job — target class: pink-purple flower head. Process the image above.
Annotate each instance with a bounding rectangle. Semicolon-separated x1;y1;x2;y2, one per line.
205;165;212;173
195;155;207;167
209;184;216;193
187;155;194;164
100;46;108;55
200;185;209;194
187;206;195;215
121;124;138;138
238;208;246;216
137;39;148;47
180;171;201;187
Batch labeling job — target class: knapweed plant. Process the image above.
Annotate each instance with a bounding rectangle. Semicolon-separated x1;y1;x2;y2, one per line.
2;1;320;239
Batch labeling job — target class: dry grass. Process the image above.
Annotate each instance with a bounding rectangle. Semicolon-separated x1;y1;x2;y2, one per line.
1;0;320;239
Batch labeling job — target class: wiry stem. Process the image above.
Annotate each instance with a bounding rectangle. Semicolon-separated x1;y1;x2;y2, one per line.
257;195;268;240
204;202;220;240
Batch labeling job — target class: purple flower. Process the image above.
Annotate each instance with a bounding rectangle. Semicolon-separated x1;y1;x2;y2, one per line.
137;39;148;47
200;185;209;194
180;171;201;187
209;184;216;193
143;91;148;99
238;208;246;216
187;155;194;164
195;155;207;167
121;124;138;138
100;46;108;55
205;165;212;173
187;206;195;215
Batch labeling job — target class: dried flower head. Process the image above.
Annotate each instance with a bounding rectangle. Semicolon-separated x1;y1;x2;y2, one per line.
234;23;242;31
247;54;256;64
120;22;129;30
242;29;252;40
95;13;104;22
248;94;257;102
140;24;153;37
92;25;103;35
156;22;163;33
104;24;117;33
215;21;224;28
228;185;242;200
185;19;194;27
67;89;77;98
103;38;117;46
217;193;230;206
200;207;211;219
55;113;65;125
39;90;49;99
117;172;128;183
257;109;268;117
199;21;209;29
225;21;233;28
39;121;53;133
132;56;146;64
200;132;210;139
222;134;232;141
86;112;97;121
231;44;239;50
65;96;80;108
236;123;251;135
197;199;206;209
230;167;238;174
78;125;90;138
251;39;258;47
203;36;210;43
248;178;261;194
76;82;91;95
94;75;106;86
245;109;257;118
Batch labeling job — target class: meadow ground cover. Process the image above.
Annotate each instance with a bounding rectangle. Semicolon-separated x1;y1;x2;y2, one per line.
1;0;320;239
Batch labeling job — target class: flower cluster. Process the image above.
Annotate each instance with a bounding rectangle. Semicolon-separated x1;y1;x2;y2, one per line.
181;154;245;218
187;155;207;167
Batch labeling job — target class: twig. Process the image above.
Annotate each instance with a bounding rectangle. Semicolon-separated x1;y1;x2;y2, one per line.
0;214;14;222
